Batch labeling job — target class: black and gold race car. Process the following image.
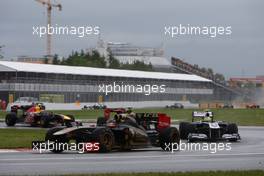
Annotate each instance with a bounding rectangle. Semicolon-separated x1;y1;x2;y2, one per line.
43;108;180;153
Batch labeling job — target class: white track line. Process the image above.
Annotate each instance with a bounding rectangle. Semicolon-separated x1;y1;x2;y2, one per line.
1;152;264;161
0;149;20;153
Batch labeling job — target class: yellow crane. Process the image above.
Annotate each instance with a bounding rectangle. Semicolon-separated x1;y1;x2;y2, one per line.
35;0;62;61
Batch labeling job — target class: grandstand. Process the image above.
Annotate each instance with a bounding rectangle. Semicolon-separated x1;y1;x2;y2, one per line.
0;61;235;106
171;57;241;99
171;57;224;83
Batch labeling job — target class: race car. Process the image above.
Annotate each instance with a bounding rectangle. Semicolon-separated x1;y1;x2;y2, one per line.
222;103;234;109
246;103;260;109
179;111;240;142
44;108;180;153
165;103;184;109
82;103;107;110
5;103;81;128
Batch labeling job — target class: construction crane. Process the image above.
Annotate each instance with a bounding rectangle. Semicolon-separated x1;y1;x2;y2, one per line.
0;45;5;59
35;0;62;61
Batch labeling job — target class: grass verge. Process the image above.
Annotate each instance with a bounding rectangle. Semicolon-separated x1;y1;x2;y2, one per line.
0;128;46;149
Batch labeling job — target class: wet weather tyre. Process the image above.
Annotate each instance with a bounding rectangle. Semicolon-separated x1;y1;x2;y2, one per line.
228;123;238;134
5;113;17;126
93;128;114;153
40;115;51;128
179;122;191;139
97;117;107;126
160;127;180;151
45;127;68;153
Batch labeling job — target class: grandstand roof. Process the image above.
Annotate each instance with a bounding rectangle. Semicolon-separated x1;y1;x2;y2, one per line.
0;61;211;82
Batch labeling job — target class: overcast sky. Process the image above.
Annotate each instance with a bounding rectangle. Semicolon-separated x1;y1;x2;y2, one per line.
0;0;263;78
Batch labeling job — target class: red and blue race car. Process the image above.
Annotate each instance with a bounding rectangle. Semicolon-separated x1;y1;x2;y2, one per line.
5;103;81;128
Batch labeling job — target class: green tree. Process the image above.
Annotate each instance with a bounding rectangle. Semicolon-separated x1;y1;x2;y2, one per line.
207;68;214;76
121;60;153;71
61;50;106;68
60;50;154;71
214;73;225;82
44;58;49;64
80;49;85;57
108;52;120;69
52;54;60;65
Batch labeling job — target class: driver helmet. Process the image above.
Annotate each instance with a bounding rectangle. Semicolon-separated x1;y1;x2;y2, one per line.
204;111;212;122
35;105;41;113
128;112;136;118
127;108;133;114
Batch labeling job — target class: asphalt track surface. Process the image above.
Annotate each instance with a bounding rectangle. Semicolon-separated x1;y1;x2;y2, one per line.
0;126;264;175
0;122;44;129
0;121;94;129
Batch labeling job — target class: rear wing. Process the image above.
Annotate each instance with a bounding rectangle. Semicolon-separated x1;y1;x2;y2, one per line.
192;111;214;122
192;111;214;118
157;113;171;130
135;113;171;131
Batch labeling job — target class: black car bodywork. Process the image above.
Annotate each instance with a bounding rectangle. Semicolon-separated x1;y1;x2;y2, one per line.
82;103;107;110
165;103;184;109
179;111;241;142
222;104;234;109
45;108;180;153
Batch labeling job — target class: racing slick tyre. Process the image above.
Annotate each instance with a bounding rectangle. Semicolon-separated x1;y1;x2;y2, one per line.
179;122;191;139
227;123;239;142
120;128;132;151
5;113;17;126
96;117;107;126
160;127;180;151
93;128;114;152
45;127;68;153
228;123;238;134
40;115;51;128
